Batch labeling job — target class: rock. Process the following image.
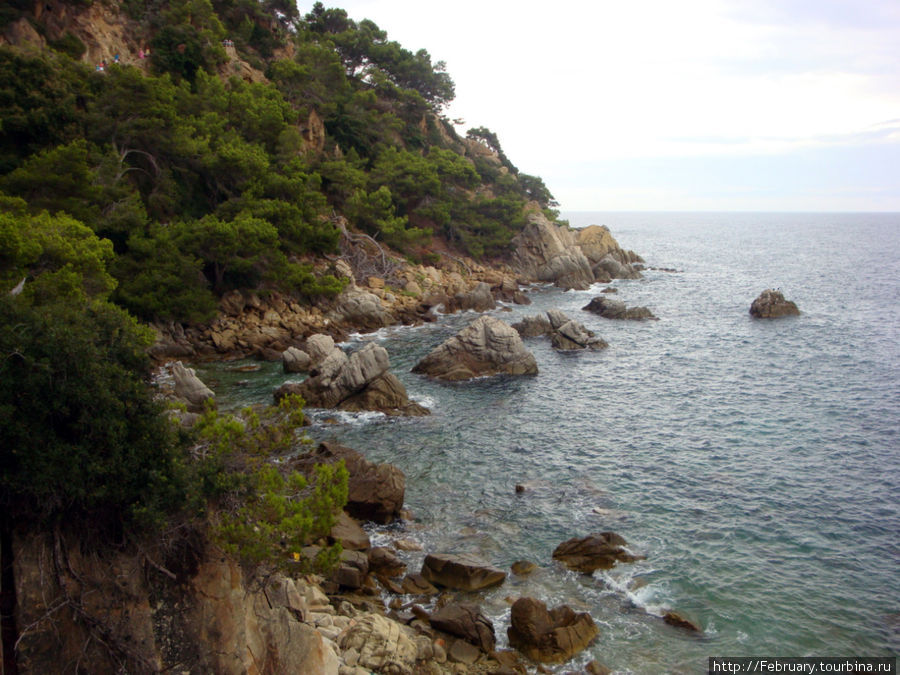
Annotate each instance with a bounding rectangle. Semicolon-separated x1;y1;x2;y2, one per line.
282;346;311;373
592;253;642;280
172;361;215;412
749;289;800;318
338;372;430;416
420;553;507;591
331;550;369;589
445;281;496;313
507;596;599;664
339;613;419;675
412;315;538;381
511;561;537;576
510;211;595;290
447;638;482;665
553;532;639;573
582;296;655;320
304;333;336;368
293;442;405;524
429;603;496;652
586;660;613;675
330;511;371;551
663;610;702;632
575;225;621;264
401;573;440;596
511;314;552;337
329;287;393;332
368;547;407;579
276;342;427;416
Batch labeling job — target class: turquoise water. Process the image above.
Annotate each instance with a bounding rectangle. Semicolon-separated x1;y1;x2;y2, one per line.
197;213;900;673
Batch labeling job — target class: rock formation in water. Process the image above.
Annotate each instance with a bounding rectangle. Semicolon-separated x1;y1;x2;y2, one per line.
507;596;599;663
583;296;656;320
420;553;508;591
513;309;608;350
749;289;800;318
412;315;538;381
552;532;642;572
171;361;215;411
275;340;428;416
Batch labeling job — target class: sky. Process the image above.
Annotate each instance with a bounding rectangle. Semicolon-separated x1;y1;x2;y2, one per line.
303;0;900;211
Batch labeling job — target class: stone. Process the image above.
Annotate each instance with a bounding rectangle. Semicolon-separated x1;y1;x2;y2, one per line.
515;311;607;350
511;314;553;338
331;550;369;589
447;639;481;665
330;511;371;551
292;442;405;524
401;573;440;596
552;532;639;573
510;211;595;290
586;660;613;675
420;553;507;591
172;361;215;412
412;315;538;381
749;289;800;318
446;281;496;313
663;610;702;632
582;296;656;320
429;603;496;652
368;546;407;579
507;596;599;664
592;253;642;280
329;287;393;332
338;372;430;417
339;613;419;675
511;560;537;576
220;289;246;316
304;333;336;368
282;346;311;373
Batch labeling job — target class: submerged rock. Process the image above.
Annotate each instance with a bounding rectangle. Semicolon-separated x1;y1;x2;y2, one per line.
552;532;641;573
663;610;703;633
507;596;599;664
749;289;800;318
582;296;656;320
412;315;538;381
420;553;507;591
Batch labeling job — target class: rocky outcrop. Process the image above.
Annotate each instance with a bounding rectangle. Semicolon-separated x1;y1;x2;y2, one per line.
552;532;641;573
275;341;428;416
420;553;507;591
282;346;311;373
513;310;608;350
510;211;595;290
576;225;644;282
583;296;656;320
329;287;394;332
293;441;406;524
507;597;599;664
412;315;538;381
749;289;800;318
444;281;496;313
172;361;214;412
338;613;422;675
429;603;496;652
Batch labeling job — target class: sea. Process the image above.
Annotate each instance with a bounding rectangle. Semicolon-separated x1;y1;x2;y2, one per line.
196;212;900;673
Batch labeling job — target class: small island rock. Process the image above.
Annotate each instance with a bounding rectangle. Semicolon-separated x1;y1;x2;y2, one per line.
429;602;496;652
552;532;640;573
172;361;215;412
582;296;656;320
749;289;800;318
420;553;507;591
412;315;538;381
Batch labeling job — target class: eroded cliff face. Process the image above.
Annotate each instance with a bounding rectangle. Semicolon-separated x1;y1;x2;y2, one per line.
11;530;339;674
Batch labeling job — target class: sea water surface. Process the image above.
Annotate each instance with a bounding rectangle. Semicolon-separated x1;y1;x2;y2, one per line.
198;212;900;673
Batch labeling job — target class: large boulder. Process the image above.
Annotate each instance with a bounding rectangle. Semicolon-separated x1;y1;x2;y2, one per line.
552;532;640;573
582;296;656;320
592;253;642;281
172;361;215;412
576;225;644;282
749;289;800;318
282;346;311;373
429;603;496;652
412;315;538;381
339;613;419;675
275;342;428;416
510;211;594;290
292;441;405;524
507;597;599;664
420;553;507;591
513;310;607;350
445;281;496;313
303;333;336;368
329;287;393;332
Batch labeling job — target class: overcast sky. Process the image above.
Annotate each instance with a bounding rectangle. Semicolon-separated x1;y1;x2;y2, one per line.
307;0;900;212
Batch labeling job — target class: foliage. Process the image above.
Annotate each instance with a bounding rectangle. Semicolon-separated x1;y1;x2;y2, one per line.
190;395;348;571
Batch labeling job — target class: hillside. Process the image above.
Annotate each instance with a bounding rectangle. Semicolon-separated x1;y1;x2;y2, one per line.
1;0;561;327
